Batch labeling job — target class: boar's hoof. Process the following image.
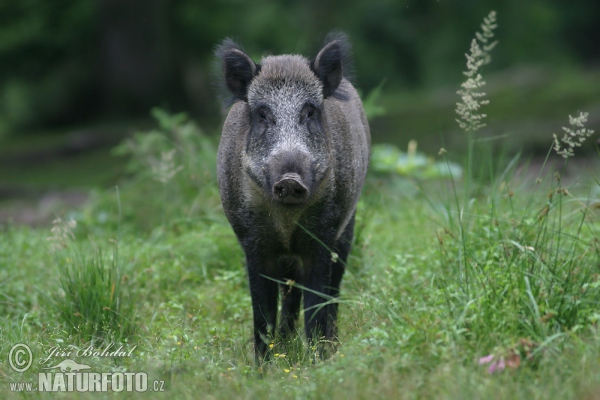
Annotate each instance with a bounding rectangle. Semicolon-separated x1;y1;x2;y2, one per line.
273;173;308;205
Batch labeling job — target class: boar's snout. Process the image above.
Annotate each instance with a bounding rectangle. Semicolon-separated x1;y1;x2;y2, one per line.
266;149;314;205
273;173;308;204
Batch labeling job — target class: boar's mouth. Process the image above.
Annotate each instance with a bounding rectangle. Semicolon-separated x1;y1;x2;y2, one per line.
272;173;309;205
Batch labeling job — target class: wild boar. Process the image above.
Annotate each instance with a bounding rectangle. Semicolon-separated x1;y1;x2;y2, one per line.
215;32;370;363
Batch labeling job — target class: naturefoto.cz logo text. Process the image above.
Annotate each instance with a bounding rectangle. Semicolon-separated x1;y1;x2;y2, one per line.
8;343;165;393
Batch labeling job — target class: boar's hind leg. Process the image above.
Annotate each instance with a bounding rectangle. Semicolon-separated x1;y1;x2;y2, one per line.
247;260;278;363
327;213;355;339
279;284;302;338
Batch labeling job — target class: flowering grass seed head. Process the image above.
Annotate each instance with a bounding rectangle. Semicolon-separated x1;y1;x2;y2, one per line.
456;11;498;133
552;112;595;158
47;216;77;252
151;149;184;184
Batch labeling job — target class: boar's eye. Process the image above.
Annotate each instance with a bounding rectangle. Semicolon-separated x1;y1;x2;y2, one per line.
255;106;274;125
300;103;319;124
306;104;318;119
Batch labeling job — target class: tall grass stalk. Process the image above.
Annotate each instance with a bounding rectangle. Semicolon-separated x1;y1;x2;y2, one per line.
455;10;497;195
449;11;498;296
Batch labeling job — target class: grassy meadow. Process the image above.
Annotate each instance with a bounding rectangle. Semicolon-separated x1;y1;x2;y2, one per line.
1;12;600;399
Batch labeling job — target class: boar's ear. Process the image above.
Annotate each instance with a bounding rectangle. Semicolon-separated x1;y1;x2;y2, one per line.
216;39;259;102
311;32;353;98
311;40;343;98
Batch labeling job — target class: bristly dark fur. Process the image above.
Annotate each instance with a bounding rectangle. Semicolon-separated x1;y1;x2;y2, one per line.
216;30;370;364
213;39;260;108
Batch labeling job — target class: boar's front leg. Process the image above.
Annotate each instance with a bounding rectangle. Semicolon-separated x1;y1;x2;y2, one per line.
302;245;335;354
326;213;355;339
303;215;355;356
245;251;278;364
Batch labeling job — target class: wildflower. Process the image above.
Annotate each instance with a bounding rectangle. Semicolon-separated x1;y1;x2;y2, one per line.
488;357;505;374
456;11;498;133
478;354;494;364
479;339;540;374
553;112;595;158
478;354;506;374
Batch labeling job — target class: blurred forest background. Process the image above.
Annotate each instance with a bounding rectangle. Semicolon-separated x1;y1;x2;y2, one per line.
0;0;599;222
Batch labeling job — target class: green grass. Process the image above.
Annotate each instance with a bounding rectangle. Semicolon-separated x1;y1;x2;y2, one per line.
51;245;138;342
1;14;600;398
0;107;598;399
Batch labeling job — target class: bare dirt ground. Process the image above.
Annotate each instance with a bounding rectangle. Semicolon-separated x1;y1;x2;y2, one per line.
0;189;88;227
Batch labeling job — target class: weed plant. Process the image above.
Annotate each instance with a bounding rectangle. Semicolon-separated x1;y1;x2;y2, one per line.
53;247;137;344
48;217;137;344
434;11;599;372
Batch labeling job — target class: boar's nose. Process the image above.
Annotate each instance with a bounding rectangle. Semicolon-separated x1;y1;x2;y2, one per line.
273;173;308;205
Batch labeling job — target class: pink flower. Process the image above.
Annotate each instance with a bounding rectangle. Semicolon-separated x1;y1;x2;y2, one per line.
479;354;508;374
478;354;494;364
488;357;506;374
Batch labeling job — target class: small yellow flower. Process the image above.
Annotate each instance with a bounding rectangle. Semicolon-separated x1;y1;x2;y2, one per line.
284;369;290;373
293;375;298;379
269;343;274;349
